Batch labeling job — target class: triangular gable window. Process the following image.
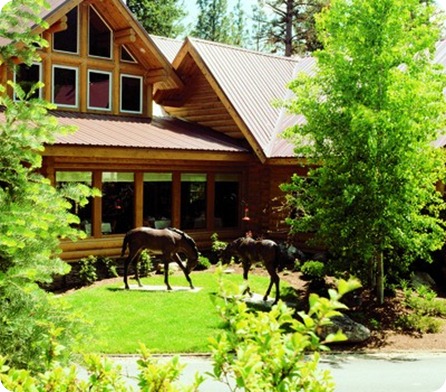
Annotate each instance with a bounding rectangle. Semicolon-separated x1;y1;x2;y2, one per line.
53;6;78;53
121;46;136;63
89;6;112;59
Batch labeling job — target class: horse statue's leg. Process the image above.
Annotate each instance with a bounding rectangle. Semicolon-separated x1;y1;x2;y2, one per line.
161;256;173;291
173;253;194;290
241;258;252;297
124;250;143;289
264;264;280;304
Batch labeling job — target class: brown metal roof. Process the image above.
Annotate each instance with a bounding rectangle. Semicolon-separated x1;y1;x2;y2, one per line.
51;111;248;153
185;38;300;159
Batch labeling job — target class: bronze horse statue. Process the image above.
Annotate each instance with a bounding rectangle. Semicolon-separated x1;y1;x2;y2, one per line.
221;236;281;305
121;227;199;291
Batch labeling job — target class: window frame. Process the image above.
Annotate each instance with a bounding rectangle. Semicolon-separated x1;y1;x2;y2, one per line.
53;6;79;54
52;65;79;108
13;62;42;101
88;5;113;60
120;74;143;114
87;69;112;111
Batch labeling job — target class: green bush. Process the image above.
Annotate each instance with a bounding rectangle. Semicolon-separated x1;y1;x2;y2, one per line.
99;256;118;278
196;254;211;270
301;260;326;281
78;255;98;286
138;250;154;277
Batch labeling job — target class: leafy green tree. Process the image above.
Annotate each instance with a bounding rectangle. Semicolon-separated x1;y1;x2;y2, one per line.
283;0;446;303
0;0;97;372
127;0;186;38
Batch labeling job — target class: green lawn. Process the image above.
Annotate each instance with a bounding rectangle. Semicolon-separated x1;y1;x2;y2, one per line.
63;270;276;354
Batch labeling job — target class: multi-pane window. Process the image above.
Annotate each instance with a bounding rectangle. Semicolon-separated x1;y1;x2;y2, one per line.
120;74;143;113
88;70;111;110
89;6;112;58
143;173;172;229
102;172;134;234
14;63;41;100
52;66;78;107
214;174;240;228
53;6;78;53
181;173;207;229
55;171;93;235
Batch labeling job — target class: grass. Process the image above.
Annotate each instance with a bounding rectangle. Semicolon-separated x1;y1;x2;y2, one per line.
63;269;278;354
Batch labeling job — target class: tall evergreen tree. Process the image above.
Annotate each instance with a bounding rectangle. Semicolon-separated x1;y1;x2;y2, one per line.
265;0;329;56
193;0;231;43
127;0;186;38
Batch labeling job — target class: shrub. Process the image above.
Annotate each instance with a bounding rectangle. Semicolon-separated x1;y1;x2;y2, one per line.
98;256;118;278
78;255;98;286
196;254;211;271
301;260;326;281
138;250;154;277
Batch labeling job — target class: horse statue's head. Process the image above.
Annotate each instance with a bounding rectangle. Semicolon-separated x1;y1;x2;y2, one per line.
173;229;199;273
220;237;245;264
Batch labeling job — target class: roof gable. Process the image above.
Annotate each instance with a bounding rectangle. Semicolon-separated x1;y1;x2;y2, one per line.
154;37;302;162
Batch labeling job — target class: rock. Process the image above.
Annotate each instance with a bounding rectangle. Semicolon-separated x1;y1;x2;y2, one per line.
411;271;437;291
320;314;371;344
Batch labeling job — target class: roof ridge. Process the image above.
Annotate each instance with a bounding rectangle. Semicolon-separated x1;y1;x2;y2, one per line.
187;36;301;64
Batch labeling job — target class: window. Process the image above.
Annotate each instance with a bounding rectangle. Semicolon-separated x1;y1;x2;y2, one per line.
88;70;111;110
143;173;172;229
14;63;41;100
214;174;240;228
89;6;112;58
53;7;78;53
120;74;143;113
181;173;207;229
121;46;136;63
52;66;78;107
102;172;134;234
56;171;93;235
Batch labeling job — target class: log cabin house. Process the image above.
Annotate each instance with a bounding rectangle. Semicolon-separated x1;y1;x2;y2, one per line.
3;0;446;261
0;0;310;261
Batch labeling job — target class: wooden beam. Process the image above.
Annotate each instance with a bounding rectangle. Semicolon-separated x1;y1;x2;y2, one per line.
47;16;68;34
146;67;168;84
115;28;136;45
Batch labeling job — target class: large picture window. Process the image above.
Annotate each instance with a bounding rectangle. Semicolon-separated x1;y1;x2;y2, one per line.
14;63;41;100
181;173;207;229
102;172;134;234
52;66;78;107
88;70;111;110
53;6;78;53
214;174;239;228
56;171;93;235
89;6;112;58
143;173;172;229
120;74;142;114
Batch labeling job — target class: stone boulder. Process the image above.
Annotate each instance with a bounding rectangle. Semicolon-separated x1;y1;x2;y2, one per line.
320;314;371;344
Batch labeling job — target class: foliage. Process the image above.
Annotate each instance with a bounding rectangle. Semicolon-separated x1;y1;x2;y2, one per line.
98;256;119;278
211;232;228;253
282;0;446;302
78;255;98;286
209;269;361;391
192;0;249;46
0;0;99;374
197;254;211;270
127;0;186;38
301;260;326;281
253;0;328;56
138;249;154;277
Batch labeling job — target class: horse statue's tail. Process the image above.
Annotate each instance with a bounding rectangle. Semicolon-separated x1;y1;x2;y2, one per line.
121;231;130;257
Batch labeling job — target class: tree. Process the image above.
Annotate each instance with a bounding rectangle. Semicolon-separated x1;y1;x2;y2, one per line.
0;0;97;372
283;0;446;303
126;0;186;38
254;0;329;56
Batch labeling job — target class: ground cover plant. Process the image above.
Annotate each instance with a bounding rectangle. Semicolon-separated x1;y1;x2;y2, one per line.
63;270;283;354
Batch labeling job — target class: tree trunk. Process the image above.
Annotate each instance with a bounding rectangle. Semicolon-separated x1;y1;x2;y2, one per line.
284;0;293;56
376;250;384;305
